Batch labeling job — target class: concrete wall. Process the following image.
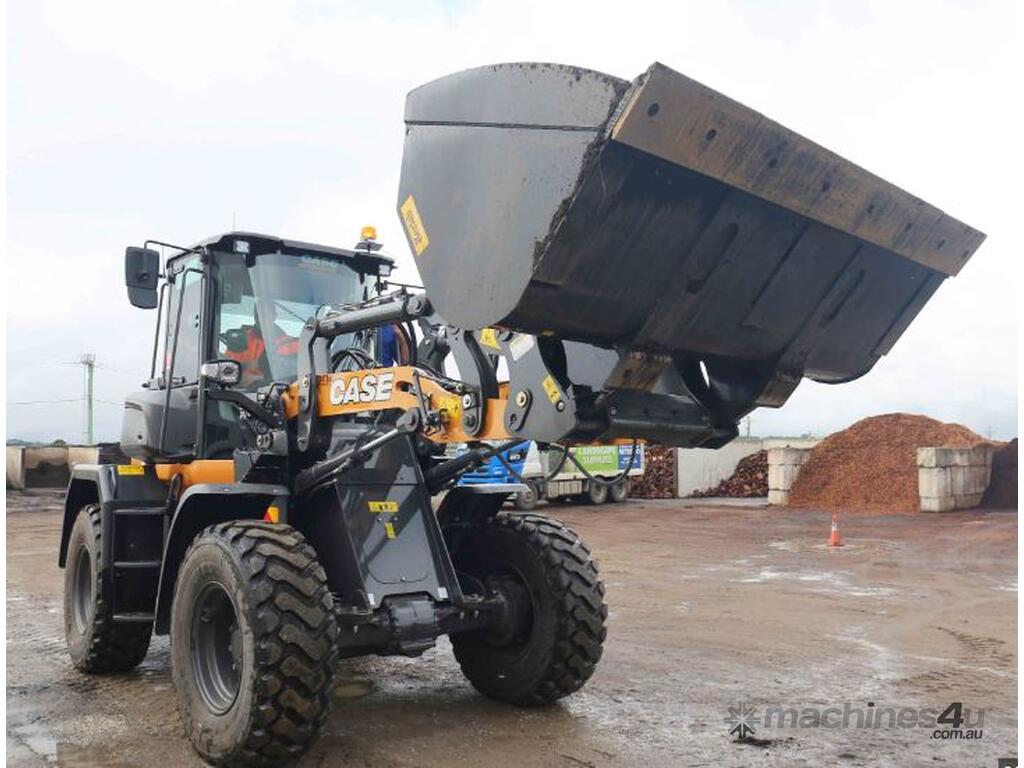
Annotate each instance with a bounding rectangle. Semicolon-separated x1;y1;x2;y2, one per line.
767;446;815;505
676;436;820;498
6;446;25;490
918;446;996;512
6;445;101;490
762;437;821;451
67;446;100;468
676;438;764;497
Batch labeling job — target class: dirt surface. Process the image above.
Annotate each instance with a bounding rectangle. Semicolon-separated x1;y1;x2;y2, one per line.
6;490;1017;767
788;413;991;513
982;438;1018;509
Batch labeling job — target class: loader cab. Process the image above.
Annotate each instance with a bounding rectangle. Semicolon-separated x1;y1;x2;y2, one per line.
121;232;393;461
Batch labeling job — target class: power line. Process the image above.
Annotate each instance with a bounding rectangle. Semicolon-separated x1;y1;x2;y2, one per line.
8;398;85;405
8;397;123;407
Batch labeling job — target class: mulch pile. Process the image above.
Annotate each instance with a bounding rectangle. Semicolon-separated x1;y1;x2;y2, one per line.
630;446;677;499
690;450;768;498
981;438;1017;510
787;413;990;513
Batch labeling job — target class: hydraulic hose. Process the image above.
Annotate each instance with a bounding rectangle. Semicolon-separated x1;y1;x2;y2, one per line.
493;442;640;488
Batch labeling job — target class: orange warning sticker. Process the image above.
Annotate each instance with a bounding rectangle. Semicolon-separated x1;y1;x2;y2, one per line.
479;328;500;349
541;374;561;404
400;195;430;256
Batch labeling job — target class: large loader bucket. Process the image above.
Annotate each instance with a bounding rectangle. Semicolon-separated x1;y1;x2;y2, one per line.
397;62;984;385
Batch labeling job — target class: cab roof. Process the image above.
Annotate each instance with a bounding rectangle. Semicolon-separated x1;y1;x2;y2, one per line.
179;231;395;275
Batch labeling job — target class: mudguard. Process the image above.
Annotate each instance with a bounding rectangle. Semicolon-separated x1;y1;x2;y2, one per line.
153;482;289;633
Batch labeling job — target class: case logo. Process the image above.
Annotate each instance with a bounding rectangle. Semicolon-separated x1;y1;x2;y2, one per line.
329;372;395;406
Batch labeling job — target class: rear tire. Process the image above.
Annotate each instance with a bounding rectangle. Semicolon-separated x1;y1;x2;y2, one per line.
608;478;630;503
64;504;151;673
170;521;338;767
585;481;608;505
450;513;607;706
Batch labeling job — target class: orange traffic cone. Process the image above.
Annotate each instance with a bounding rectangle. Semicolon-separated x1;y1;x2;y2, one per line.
827;514;843;547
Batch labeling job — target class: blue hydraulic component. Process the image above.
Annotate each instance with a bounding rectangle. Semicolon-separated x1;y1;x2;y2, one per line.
458;441;530;485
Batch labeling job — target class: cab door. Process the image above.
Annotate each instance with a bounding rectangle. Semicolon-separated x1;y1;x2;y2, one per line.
159;260;204;457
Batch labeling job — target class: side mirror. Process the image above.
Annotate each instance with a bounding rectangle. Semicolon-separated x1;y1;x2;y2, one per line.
125;247;160;309
200;359;242;387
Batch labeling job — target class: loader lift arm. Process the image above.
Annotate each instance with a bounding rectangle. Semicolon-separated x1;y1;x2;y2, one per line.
284;288;737;474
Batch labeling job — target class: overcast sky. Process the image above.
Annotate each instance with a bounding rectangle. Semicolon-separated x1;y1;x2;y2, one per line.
5;0;1020;444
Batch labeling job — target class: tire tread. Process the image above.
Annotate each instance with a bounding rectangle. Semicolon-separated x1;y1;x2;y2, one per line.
179;521;338;767
452;512;607;706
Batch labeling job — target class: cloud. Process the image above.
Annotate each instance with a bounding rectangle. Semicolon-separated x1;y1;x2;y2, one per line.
6;0;1019;442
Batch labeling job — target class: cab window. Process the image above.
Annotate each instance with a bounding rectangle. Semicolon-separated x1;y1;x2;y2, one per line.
166;263;203;385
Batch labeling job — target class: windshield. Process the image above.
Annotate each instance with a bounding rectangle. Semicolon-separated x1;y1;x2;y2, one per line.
214;251;362;389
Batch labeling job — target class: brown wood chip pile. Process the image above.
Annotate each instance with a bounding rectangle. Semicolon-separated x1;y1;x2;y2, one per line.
981;438;1017;510
690;450;768;498
630;446;677;498
787;413;990;513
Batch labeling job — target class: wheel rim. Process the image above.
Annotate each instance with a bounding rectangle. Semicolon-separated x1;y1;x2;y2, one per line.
482;566;535;651
71;543;93;633
191;582;242;714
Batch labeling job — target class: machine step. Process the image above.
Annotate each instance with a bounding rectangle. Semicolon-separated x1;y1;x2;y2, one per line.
113;560;161;570
112;612;155;623
113;507;165;517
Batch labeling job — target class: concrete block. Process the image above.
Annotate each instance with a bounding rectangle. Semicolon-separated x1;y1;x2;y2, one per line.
918;467;951;498
969;466;991;494
20;446;70;488
972;446;997;466
950;467;967;496
67;445;100;468
6;446;25;490
917;447;939;468
918;447;962;467
767;489;789;506
919;445;996;469
768;464;802;491
920;495;955;512
762;437;821;451
944;448;959;466
951;465;991;496
954;492;984;509
767;447;811;467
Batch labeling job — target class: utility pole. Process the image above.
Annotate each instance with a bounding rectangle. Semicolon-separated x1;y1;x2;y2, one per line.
80;353;96;445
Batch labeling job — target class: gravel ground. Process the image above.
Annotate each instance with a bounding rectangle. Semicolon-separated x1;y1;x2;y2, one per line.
5;490;1018;767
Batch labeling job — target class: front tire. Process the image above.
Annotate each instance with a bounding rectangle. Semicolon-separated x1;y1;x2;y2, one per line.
64;504;151;673
450;513;607;706
171;521;338;767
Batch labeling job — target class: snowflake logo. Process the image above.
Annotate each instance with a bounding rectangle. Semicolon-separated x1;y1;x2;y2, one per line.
724;701;758;738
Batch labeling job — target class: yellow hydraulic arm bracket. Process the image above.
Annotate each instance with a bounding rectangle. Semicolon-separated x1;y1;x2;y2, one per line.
281;365;510;444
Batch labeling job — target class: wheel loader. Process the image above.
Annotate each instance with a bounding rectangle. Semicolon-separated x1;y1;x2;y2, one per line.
58;62;983;765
